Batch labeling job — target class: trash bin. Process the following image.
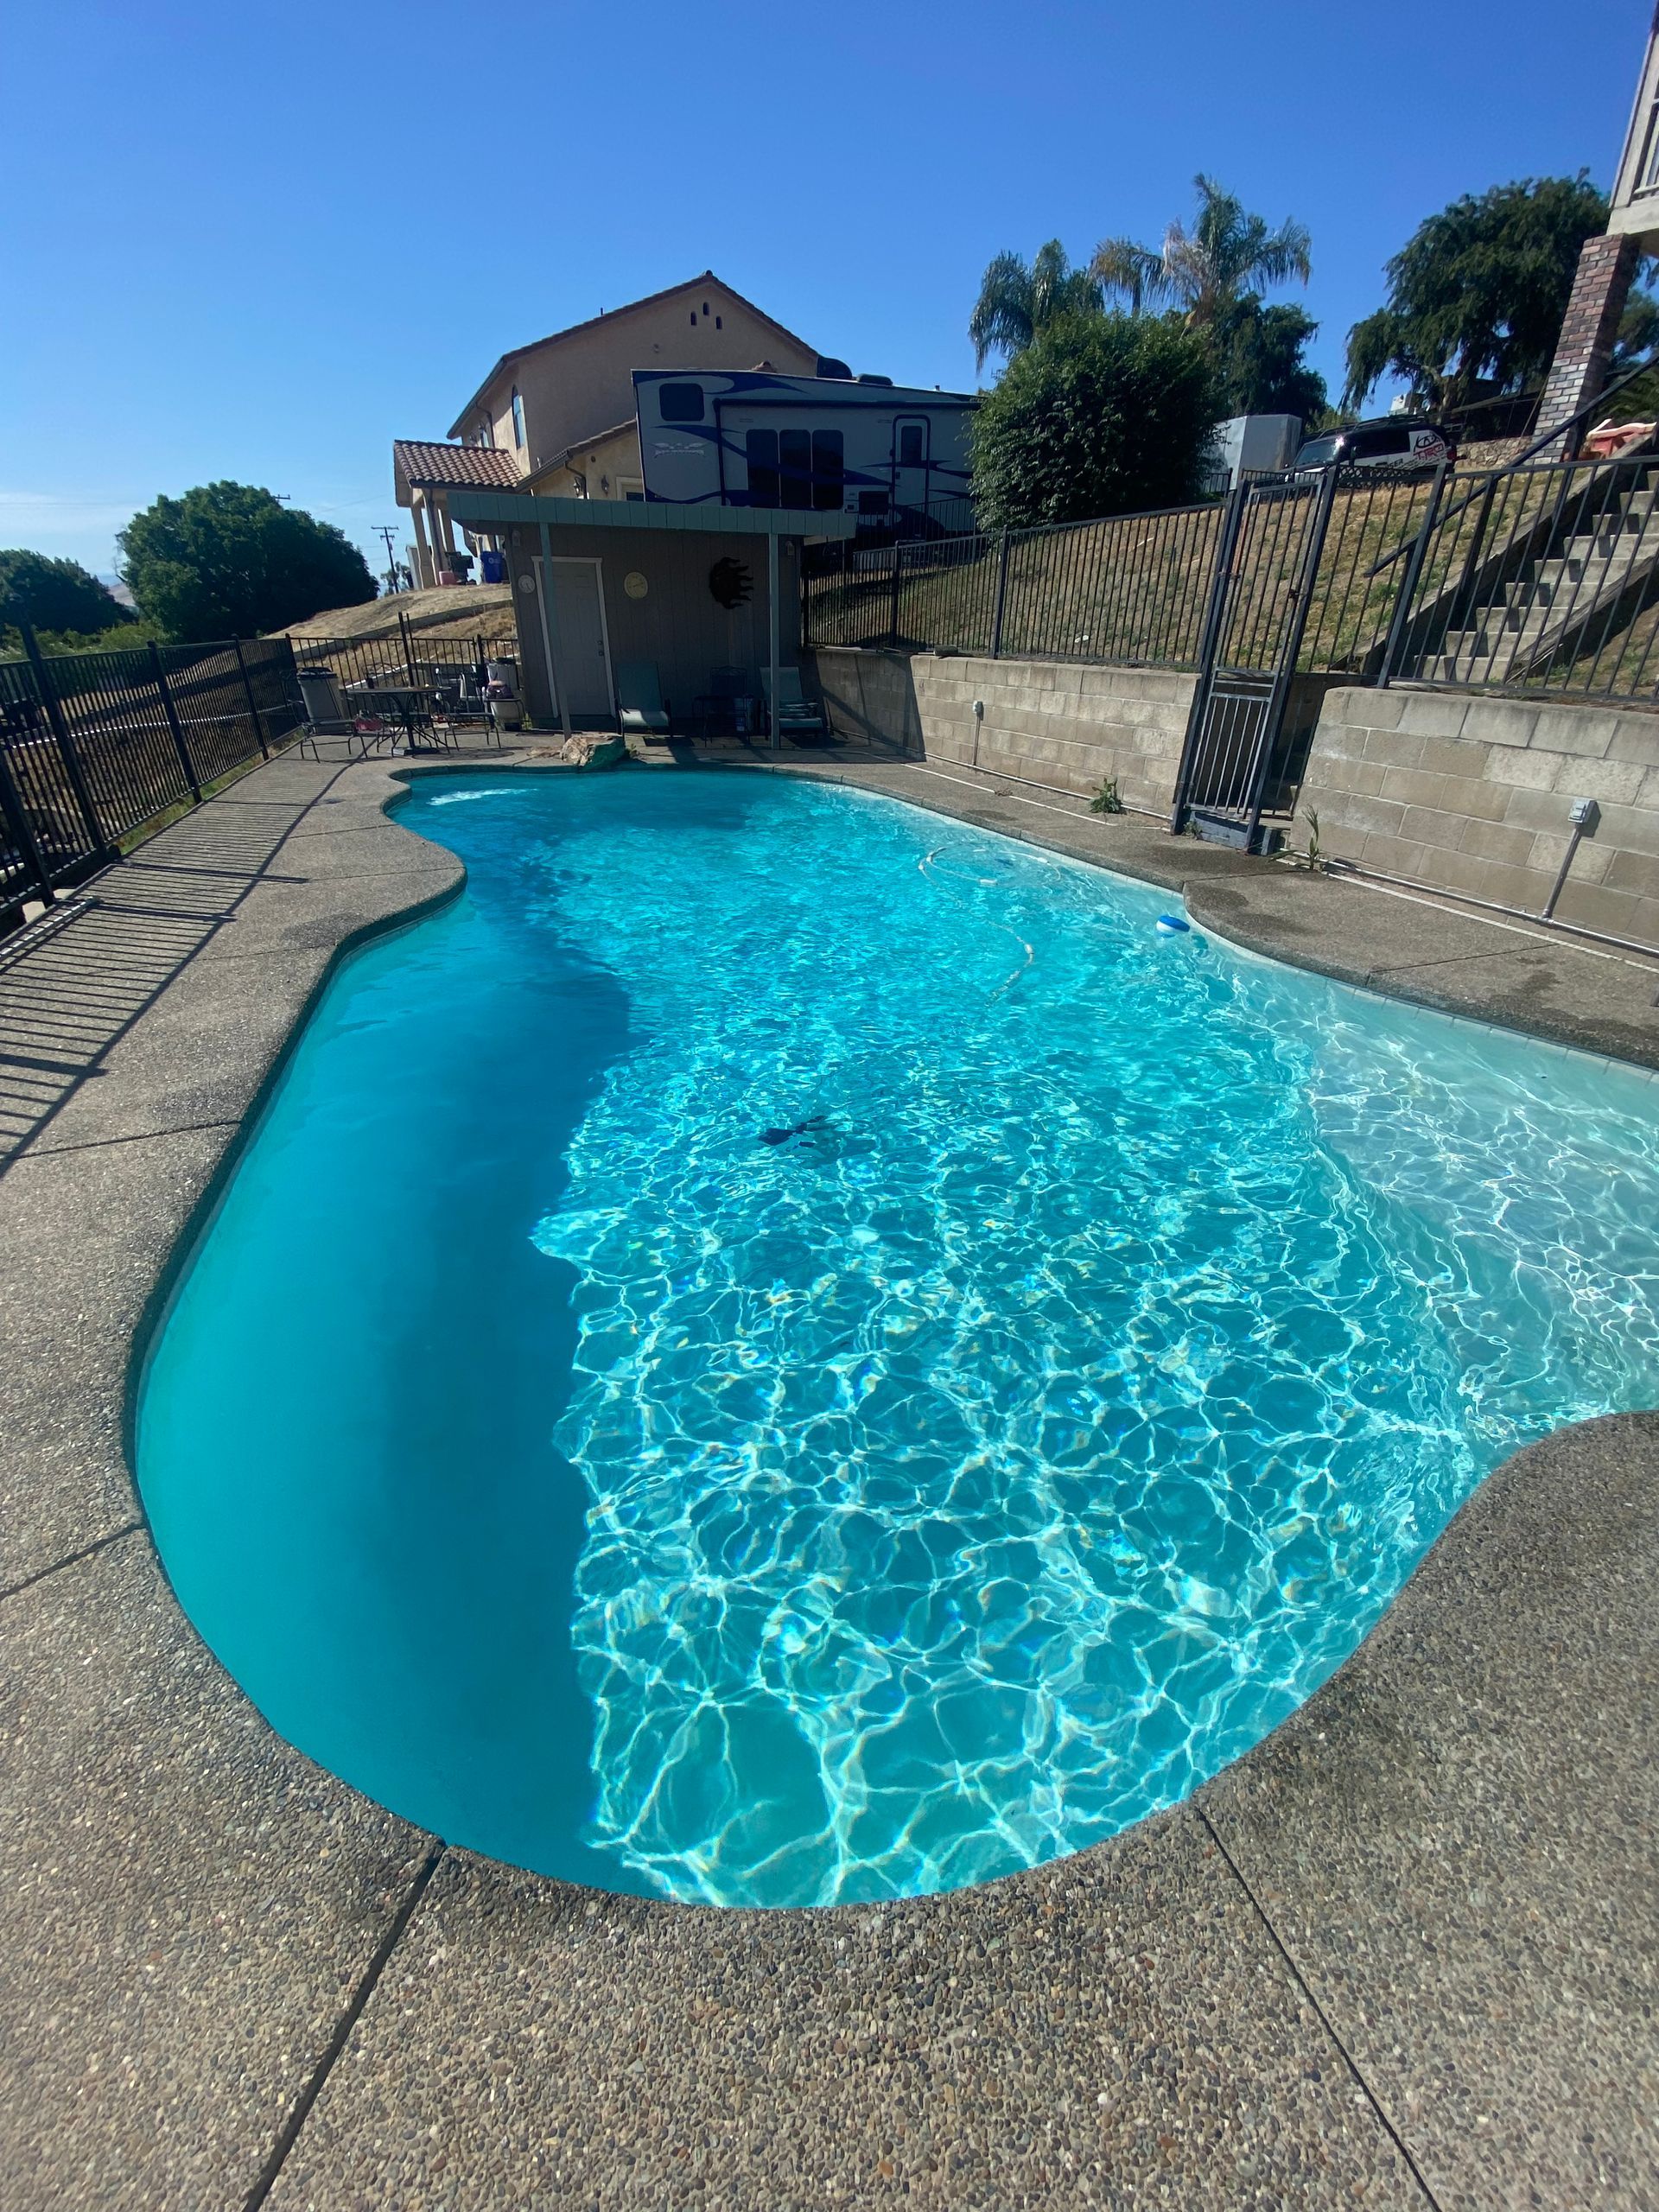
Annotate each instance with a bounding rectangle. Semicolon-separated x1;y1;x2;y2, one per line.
480;548;505;584
296;666;345;728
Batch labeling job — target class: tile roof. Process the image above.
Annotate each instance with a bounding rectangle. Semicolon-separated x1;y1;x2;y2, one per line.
394;440;523;491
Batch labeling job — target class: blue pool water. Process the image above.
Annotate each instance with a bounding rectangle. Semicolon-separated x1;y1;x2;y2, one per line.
137;770;1659;1905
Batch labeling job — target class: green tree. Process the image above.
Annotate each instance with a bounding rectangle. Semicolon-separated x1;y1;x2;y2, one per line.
0;550;129;637
118;482;377;639
1093;175;1312;326
969;313;1223;527
969;239;1103;371
1209;299;1328;419
1341;173;1643;411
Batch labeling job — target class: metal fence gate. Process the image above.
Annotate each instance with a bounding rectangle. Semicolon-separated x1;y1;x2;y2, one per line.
1170;467;1339;851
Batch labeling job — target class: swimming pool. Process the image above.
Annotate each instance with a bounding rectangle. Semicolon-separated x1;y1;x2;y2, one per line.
136;769;1659;1906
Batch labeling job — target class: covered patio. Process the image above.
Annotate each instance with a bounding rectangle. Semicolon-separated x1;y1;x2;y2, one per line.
448;490;856;741
392;440;523;588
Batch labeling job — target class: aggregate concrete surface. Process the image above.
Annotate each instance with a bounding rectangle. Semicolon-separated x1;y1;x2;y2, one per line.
1;735;1654;2209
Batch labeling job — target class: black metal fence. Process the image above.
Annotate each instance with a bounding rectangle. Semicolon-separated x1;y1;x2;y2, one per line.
292;627;518;716
0;632;302;931
804;502;1224;667
805;454;1659;715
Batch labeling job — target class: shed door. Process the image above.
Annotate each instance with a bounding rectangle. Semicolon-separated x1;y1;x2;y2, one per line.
544;559;615;724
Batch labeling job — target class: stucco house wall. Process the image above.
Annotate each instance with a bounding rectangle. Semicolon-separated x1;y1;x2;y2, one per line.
455;276;820;481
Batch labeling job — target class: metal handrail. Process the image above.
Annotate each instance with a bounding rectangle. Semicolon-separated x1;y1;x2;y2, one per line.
1368;349;1659;578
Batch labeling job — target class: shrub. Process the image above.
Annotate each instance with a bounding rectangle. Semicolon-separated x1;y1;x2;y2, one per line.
970;313;1224;528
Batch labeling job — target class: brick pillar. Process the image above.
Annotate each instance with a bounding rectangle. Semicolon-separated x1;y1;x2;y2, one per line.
1532;232;1640;453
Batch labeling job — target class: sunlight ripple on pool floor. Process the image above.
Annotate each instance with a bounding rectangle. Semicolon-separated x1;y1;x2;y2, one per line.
137;771;1659;1906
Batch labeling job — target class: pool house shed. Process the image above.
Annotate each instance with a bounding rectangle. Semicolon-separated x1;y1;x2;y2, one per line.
446;492;856;739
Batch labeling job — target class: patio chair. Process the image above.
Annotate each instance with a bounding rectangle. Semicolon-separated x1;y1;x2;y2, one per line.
692;665;759;741
614;660;671;738
760;665;828;740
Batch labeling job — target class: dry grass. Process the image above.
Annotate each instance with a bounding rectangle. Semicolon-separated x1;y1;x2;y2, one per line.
276;583;516;646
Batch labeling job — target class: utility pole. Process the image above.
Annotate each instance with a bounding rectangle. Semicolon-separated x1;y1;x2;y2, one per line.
375;524;402;593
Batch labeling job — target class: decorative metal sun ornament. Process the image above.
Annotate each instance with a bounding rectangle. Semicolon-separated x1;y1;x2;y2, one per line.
709;556;753;611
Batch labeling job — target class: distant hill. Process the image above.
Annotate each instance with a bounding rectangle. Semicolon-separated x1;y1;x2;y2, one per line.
276;582;517;646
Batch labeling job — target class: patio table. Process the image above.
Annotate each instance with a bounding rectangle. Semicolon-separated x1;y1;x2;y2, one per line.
343;684;442;754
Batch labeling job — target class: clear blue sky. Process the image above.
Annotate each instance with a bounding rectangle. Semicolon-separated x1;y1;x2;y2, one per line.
3;0;1651;580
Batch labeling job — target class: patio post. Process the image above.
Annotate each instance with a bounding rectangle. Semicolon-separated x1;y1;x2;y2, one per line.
768;526;781;755
410;498;434;588
537;520;570;741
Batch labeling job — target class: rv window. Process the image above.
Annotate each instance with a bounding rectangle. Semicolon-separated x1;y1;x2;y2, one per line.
779;429;812;508
898;422;926;467
658;383;705;423
857;488;888;515
811;429;844;511
746;429;780;507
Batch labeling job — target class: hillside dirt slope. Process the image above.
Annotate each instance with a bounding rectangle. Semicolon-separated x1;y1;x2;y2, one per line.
276;582;517;646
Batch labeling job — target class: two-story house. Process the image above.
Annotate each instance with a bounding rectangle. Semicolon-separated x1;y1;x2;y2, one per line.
394;272;820;584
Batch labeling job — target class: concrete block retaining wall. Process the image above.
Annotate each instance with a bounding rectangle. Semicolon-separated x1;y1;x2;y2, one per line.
806;646;1197;816
1300;688;1659;946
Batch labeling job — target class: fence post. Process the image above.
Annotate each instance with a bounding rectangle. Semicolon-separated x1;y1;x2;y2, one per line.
398;609;421;688
232;639;270;759
1376;461;1449;687
148;641;201;799
0;726;54;903
887;543;903;646
990;529;1011;658
20;624;109;857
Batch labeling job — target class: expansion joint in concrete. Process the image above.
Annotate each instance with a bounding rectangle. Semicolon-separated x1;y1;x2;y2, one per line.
240;1842;446;2212
24;1118;241;1161
1197;1807;1446;2210
0;1522;143;1605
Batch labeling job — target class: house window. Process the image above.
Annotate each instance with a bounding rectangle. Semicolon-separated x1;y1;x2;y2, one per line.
779;428;812;508
715;315;722;328
811;429;844;511
478;418;493;448
899;422;926;467
746;429;779;507
1638;95;1659;194
690;310;697;325
511;388;525;448
659;382;706;423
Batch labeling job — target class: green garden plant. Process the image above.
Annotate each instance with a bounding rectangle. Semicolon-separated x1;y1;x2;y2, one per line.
969;314;1222;528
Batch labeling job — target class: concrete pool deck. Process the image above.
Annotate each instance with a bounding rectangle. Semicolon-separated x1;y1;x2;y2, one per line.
1;735;1655;2209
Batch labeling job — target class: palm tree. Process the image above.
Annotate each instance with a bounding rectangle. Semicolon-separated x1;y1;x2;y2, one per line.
1092;176;1312;327
969;239;1104;371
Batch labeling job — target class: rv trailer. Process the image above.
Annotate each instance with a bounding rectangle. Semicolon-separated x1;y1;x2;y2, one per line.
633;366;976;534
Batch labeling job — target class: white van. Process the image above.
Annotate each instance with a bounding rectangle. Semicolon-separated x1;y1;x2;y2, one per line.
633;366;976;531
